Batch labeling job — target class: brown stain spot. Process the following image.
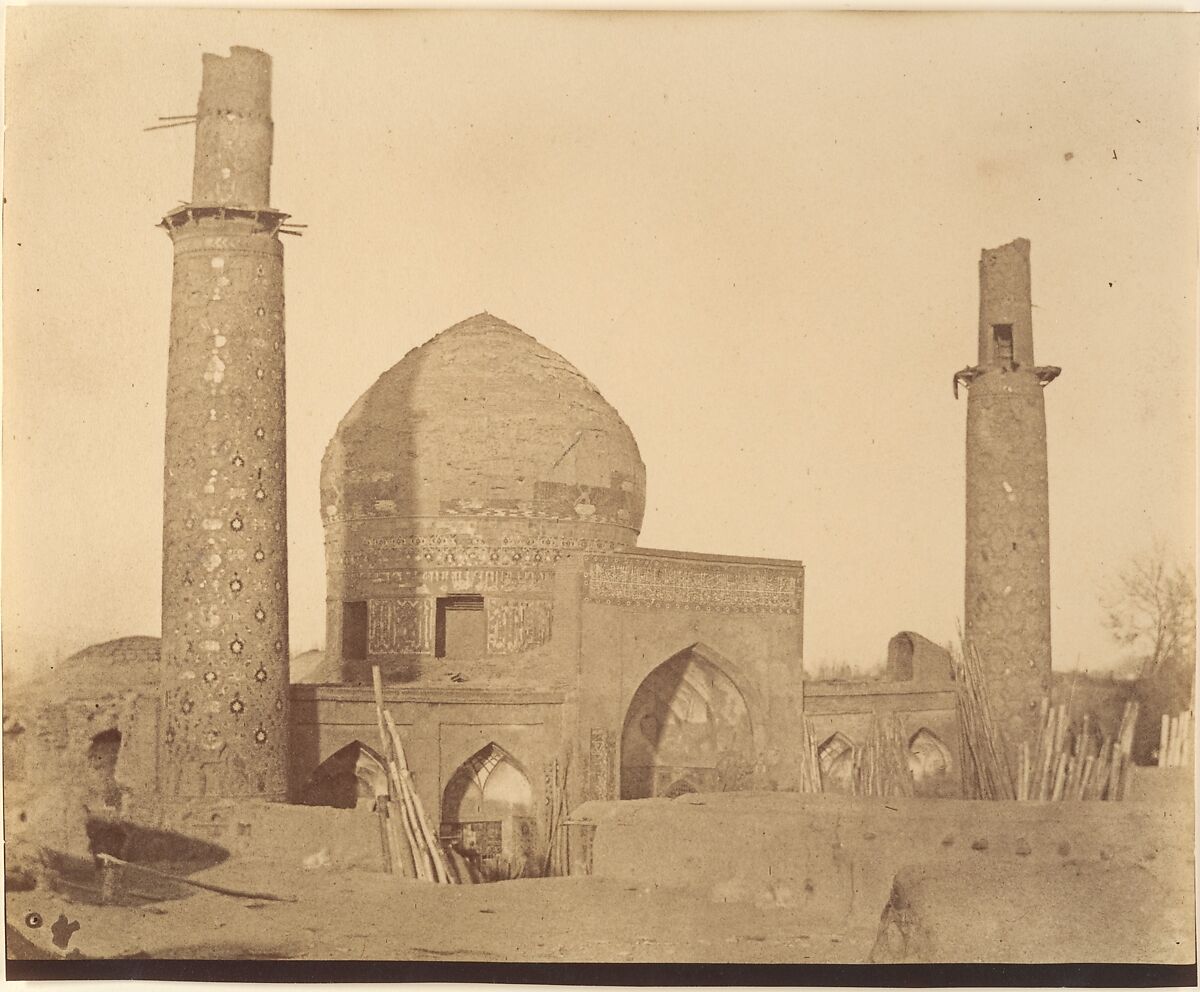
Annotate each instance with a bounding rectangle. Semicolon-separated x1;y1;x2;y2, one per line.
51;914;81;950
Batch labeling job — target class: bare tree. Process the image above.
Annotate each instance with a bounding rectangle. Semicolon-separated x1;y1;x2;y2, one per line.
1102;543;1196;680
1101;542;1196;761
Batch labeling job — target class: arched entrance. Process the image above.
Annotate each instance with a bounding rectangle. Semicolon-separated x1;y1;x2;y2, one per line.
440;743;538;880
297;740;389;810
620;648;754;800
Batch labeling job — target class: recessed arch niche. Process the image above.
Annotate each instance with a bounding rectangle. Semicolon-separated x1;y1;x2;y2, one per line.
87;727;123;809
817;732;856;794
907;727;954;797
620;647;754;800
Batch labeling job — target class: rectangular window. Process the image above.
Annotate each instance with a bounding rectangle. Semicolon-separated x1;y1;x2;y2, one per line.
343;600;368;660
435;595;486;659
993;324;1014;364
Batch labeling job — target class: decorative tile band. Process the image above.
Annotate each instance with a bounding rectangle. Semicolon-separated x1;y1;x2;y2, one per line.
583;555;802;615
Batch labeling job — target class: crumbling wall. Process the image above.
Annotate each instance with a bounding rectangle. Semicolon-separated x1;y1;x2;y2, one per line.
157;799;386;872
872;854;1194;963
886;631;953;682
3;638;161;856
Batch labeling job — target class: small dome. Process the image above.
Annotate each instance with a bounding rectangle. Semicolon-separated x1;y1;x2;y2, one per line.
321;313;645;537
6;636;161;709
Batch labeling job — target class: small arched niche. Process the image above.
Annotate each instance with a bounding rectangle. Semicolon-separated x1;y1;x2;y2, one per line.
298;740;389;810
908;728;954;797
87;728;123;808
440;743;537;881
817;732;856;794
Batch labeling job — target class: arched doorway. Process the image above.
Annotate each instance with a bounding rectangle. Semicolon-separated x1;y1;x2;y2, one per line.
297;740;389;810
620;648;754;800
440;743;537;880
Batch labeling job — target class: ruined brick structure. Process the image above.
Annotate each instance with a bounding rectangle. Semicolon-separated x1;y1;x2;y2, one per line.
158;47;292;801
955;239;1060;767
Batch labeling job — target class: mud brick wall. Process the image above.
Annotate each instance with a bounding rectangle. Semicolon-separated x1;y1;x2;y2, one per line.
3;638;160;821
162;798;387;872
573;790;1194;963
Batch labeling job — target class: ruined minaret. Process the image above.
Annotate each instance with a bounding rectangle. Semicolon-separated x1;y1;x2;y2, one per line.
159;48;292;801
954;239;1060;767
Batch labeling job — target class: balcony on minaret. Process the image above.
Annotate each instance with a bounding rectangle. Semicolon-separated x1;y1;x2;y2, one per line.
954;239;1061;398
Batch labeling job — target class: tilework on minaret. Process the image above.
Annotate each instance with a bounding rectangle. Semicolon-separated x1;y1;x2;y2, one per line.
158;47;291;800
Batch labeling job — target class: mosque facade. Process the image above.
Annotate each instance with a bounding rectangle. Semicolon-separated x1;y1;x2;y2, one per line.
291;309;963;868
298;310;810;858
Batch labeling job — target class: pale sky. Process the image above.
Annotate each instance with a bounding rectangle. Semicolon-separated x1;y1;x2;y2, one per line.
3;9;1197;680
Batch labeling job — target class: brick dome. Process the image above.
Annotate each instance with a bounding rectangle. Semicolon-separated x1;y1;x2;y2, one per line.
321;313;646;540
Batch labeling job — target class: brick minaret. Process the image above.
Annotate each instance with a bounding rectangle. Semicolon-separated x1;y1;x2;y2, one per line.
159;47;291;800
954;239;1060;770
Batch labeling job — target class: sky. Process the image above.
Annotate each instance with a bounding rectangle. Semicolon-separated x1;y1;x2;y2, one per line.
3;8;1197;681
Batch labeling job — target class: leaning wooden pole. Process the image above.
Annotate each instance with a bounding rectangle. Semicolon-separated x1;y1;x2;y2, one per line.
371;665;431;881
385;710;453;884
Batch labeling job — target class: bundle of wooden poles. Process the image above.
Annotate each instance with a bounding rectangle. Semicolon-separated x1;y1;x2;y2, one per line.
954;642;1015;800
1158;709;1194;768
1014;697;1139;802
371;665;459;883
798;714;914;797
851;711;915;799
797;716;822;794
542;755;570;876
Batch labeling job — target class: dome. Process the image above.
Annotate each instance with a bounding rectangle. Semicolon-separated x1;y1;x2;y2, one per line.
5;636;161;710
321;313;646;538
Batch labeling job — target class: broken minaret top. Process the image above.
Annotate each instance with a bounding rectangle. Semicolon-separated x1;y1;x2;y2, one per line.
977;237;1034;368
191;46;274;209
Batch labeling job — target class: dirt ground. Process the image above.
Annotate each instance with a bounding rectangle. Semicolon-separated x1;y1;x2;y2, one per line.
7;865;857;962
